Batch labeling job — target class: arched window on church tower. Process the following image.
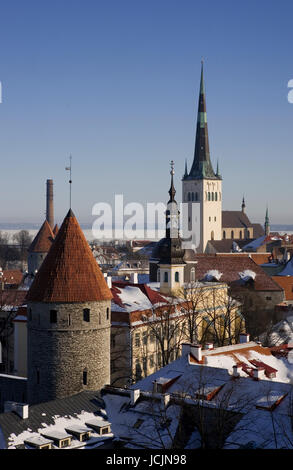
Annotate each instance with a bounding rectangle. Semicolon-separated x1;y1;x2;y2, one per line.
215;192;218;201
190;267;195;282
175;272;179;283
157;269;160;282
211;192;214;201
208;192;211;201
211;231;214;240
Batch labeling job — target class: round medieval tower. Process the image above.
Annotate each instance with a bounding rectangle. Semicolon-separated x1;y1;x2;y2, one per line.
26;209;113;405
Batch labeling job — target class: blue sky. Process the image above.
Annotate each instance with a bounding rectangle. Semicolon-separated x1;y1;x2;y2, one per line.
0;0;292;225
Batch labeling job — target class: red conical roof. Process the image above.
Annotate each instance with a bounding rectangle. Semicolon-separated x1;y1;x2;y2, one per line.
53;224;59;236
28;220;54;253
27;209;113;303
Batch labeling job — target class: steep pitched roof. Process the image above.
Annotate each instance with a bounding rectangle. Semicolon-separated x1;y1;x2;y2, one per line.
28;220;54;253
192;254;283;292
222;211;253;229
53;224;59;236
26;210;113;303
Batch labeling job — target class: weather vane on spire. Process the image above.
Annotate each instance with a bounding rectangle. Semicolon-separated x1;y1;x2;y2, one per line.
170;160;175;176
65;155;72;209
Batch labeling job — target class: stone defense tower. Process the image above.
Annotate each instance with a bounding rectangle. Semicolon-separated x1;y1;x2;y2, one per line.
26;209;113;405
182;63;222;253
27;220;54;275
46;179;54;230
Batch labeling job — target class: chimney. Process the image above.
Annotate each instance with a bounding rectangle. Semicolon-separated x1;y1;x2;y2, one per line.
46;179;54;230
107;276;112;289
190;344;202;362
233;364;241;378
253;368;265;381
204;343;213;350
239;333;250;344
130;389;140;405
4;401;29;419
161;394;170;407
130;272;138;284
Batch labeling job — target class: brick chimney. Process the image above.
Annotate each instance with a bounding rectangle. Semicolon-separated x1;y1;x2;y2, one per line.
46;179;54;230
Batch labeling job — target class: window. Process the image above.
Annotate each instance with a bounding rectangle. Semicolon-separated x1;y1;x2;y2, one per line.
135;360;142;381
192;192;195;201
195;192;198;201
157;268;160;282
106;308;110;320
68;314;71;326
223;230;226;239
215;192;218;201
164;272;168;283
231;230;234;239
239;230;242;239
50;310;57;323
99;312;101;325
214;217;216;221
135;333;140;347
188;192;191;201
266;296;272;301
211;192;214;201
190;267;195;282
142;331;147;345
209;216;211;222
211;231;214;240
83;369;88;385
208;192;211;201
83;309;90;322
149;355;154;368
175;271;179;283
142;357;147;374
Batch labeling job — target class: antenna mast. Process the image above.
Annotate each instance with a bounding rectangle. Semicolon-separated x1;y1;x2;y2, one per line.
65;155;72;208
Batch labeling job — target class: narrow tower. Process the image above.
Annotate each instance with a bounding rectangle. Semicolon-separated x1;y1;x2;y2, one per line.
158;162;185;294
264;207;270;236
46;179;54;230
182;63;222;252
26;209;113;405
242;196;246;214
27;220;54;275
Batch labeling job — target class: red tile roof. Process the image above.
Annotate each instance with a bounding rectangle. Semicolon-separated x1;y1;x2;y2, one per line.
53;224;59;236
28;220;54;253
0;290;27;307
193;254;283;292
1;270;23;285
272;276;293;300
27;209;113;303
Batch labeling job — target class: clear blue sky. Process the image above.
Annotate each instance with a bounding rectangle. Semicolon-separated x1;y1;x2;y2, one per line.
0;0;292;225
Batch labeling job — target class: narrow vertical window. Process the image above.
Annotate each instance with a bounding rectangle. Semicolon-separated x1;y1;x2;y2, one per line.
83;369;88;385
175;271;179;282
50;310;57;323
164;272;168;283
106;308;110;320
83;308;90;322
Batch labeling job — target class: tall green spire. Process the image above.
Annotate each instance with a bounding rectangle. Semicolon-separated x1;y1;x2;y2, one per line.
188;61;218;180
264;206;270;236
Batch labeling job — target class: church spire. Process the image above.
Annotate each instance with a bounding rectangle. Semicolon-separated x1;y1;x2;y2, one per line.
168;160;176;203
265;206;270;236
188;62;217;180
242;196;246;214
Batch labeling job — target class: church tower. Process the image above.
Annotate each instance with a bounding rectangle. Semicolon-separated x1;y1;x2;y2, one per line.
26;209;112;405
158;162;185;294
264;207;270;236
182;63;222;253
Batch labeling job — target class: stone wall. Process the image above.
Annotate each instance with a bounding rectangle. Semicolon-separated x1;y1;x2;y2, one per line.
27;299;111;405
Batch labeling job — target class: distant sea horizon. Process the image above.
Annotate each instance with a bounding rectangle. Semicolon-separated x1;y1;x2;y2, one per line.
1;223;293;242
